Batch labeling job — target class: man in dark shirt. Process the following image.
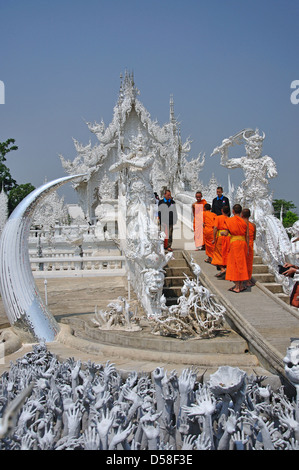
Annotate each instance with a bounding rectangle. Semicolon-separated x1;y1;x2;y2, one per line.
158;189;177;251
212;186;230;216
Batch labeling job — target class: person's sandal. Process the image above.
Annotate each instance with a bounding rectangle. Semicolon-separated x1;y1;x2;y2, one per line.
215;271;225;278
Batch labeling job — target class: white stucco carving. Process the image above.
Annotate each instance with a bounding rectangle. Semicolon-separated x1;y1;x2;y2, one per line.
32;183;68;228
284;341;299;387
92;297;141;331
149;259;225;338
2;343;297;450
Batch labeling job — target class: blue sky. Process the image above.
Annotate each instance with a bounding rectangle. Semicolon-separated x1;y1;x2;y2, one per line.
0;0;298;210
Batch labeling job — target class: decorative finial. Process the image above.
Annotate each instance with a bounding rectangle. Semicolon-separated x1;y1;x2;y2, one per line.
170;94;175;122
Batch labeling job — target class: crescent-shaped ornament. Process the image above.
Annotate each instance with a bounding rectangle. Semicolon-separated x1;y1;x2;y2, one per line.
0;175;85;342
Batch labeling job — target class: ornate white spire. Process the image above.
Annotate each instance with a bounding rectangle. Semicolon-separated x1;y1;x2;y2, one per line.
169;94;175;123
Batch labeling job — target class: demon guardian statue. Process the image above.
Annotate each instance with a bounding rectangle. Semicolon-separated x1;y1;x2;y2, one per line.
212;128;296;293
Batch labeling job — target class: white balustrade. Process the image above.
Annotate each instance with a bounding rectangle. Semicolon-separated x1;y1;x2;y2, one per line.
30;255;126;278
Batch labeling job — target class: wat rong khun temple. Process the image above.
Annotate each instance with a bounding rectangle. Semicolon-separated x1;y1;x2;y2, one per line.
0;72;299;451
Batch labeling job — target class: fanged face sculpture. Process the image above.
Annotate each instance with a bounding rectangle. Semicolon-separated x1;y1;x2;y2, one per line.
245;141;263;159
283;342;299;385
244;129;265;159
143;269;165;296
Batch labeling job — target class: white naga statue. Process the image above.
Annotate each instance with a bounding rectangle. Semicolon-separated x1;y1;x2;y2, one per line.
212;128;296;293
108;131;227;332
109;132;172;318
109;131;157;251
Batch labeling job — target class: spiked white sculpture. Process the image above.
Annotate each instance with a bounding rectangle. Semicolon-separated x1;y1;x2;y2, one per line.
150;273;225;339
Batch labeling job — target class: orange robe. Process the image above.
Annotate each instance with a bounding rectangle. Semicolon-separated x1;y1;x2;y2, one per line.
224;215;249;282
211;214;230;266
203;211;216;258
246;221;256;279
192;200;207;248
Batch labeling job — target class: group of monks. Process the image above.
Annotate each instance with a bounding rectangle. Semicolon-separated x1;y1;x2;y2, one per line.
192;192;256;294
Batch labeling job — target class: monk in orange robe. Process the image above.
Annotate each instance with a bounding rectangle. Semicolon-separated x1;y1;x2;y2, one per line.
241;208;256;287
211;205;230;277
223;204;249;293
192;191;207;250
203;203;216;263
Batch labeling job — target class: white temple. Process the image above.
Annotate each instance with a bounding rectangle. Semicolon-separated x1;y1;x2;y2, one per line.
59;71;205;224
1;73;299;451
0;71;297;301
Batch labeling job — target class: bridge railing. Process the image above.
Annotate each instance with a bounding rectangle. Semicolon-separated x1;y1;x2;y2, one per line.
30;255;126;278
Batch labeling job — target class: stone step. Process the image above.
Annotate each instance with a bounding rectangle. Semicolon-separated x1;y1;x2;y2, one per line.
65;318;251;356
276;293;290;304
165;266;193;276
250;254;290;301
261;282;284;294
163;250;192;305
252;273;276;283
164;276;186;287
171;251;185;258
58;319;259;367
252;264;269;274
163;286;183;298
167;259;189;268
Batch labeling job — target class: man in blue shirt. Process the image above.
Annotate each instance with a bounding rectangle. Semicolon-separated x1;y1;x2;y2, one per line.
212;186;230;216
158;189;177;251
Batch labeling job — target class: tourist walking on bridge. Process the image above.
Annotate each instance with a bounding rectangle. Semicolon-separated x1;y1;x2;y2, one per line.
212;186;230;216
158;189;177;252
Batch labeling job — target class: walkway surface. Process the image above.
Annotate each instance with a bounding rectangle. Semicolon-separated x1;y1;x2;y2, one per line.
186;250;299;368
172;222;299;377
